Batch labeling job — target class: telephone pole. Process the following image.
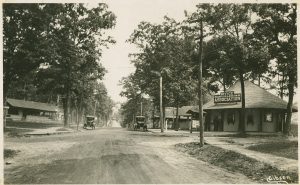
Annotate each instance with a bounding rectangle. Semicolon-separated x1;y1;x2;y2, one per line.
198;18;204;147
160;74;164;133
140;102;143;116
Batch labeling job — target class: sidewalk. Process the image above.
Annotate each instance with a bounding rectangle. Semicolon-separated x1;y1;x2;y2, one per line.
148;129;241;137
5;126;79;137
24;126;77;136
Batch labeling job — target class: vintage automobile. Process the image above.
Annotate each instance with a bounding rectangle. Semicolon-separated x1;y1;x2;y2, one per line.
83;115;96;130
134;116;147;131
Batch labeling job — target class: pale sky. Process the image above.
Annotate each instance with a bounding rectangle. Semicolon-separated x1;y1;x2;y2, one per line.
99;0;199;102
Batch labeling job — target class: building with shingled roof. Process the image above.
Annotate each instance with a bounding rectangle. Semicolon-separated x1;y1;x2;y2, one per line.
203;80;297;132
6;98;60;122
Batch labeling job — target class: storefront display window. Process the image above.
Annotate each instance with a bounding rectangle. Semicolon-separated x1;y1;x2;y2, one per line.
247;114;254;125
227;112;235;125
264;112;273;122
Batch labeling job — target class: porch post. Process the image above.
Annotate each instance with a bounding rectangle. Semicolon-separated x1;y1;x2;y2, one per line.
259;110;263;132
221;110;224;131
3;106;9;129
190;116;193;133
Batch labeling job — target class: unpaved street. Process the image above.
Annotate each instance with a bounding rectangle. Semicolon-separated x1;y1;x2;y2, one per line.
5;127;254;184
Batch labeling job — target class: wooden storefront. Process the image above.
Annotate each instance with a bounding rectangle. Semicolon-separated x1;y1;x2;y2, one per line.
205;108;285;132
203;81;297;133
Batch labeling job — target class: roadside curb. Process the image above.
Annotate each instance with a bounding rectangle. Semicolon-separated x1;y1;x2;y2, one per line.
24;131;74;136
146;130;190;137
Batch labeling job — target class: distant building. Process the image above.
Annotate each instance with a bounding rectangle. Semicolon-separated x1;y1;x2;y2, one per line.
164;106;198;130
164;107;176;129
6;98;60;122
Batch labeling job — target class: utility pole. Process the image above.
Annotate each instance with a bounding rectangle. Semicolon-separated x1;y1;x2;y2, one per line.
160;74;164;133
93;100;97;116
189;116;193;133
198;18;204;147
140;102;143;116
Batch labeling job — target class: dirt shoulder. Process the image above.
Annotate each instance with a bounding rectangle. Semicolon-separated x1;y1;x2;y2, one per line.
175;142;298;184
4;138;77;168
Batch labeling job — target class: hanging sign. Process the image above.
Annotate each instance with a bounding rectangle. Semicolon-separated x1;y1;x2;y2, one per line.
214;91;241;103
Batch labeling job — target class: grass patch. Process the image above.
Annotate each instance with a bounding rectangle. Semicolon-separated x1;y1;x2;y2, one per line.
221;139;236;144
154;134;189;137
4;127;33;137
175;142;298;183
130;132;188;137
6;120;62;129
247;141;298;160
56;128;70;132
291;124;298;137
4;149;20;159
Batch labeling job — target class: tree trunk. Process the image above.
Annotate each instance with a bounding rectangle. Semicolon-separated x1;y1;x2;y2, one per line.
97;115;100;126
239;72;246;134
70;108;73;124
23;82;27;101
152;105;155;129
63;90;70;127
105;115;108;127
280;72;286;99
189;116;193;133
223;79;226;92
284;75;295;136
3;78;11;104
75;101;79;130
63;101;68;127
175;104;179;131
133;113;135;129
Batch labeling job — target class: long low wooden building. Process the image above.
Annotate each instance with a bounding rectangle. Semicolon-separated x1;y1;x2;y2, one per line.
6;98;60;122
203;80;297;132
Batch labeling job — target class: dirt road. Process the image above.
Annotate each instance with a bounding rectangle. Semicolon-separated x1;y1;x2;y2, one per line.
5;127;254;184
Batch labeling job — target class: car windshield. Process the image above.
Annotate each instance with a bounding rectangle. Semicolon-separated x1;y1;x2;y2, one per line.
87;117;94;121
136;117;145;122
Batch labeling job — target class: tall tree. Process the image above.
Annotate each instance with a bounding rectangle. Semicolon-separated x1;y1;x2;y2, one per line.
185;4;272;135
203;36;238;91
253;4;297;135
4;4;116;126
127;17;204;132
3;4;53;102
127;17;181;132
119;74;143;128
203;4;257;134
35;4;116;126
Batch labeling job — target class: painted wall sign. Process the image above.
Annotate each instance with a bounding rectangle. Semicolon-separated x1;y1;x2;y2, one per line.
214;91;241;103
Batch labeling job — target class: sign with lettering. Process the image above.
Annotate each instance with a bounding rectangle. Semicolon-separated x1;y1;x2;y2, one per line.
214;91;241;103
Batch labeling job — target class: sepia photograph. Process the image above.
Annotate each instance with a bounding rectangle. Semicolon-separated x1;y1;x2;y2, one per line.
2;0;298;184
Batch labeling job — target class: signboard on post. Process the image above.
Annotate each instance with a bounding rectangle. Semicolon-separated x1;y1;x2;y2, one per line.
214;91;241;103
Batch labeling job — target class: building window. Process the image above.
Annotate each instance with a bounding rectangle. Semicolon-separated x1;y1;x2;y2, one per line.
264;112;273;122
227;112;235;125
247;114;254;125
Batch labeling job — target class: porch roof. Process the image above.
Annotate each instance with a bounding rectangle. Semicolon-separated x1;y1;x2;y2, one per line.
7;98;58;112
203;81;297;112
